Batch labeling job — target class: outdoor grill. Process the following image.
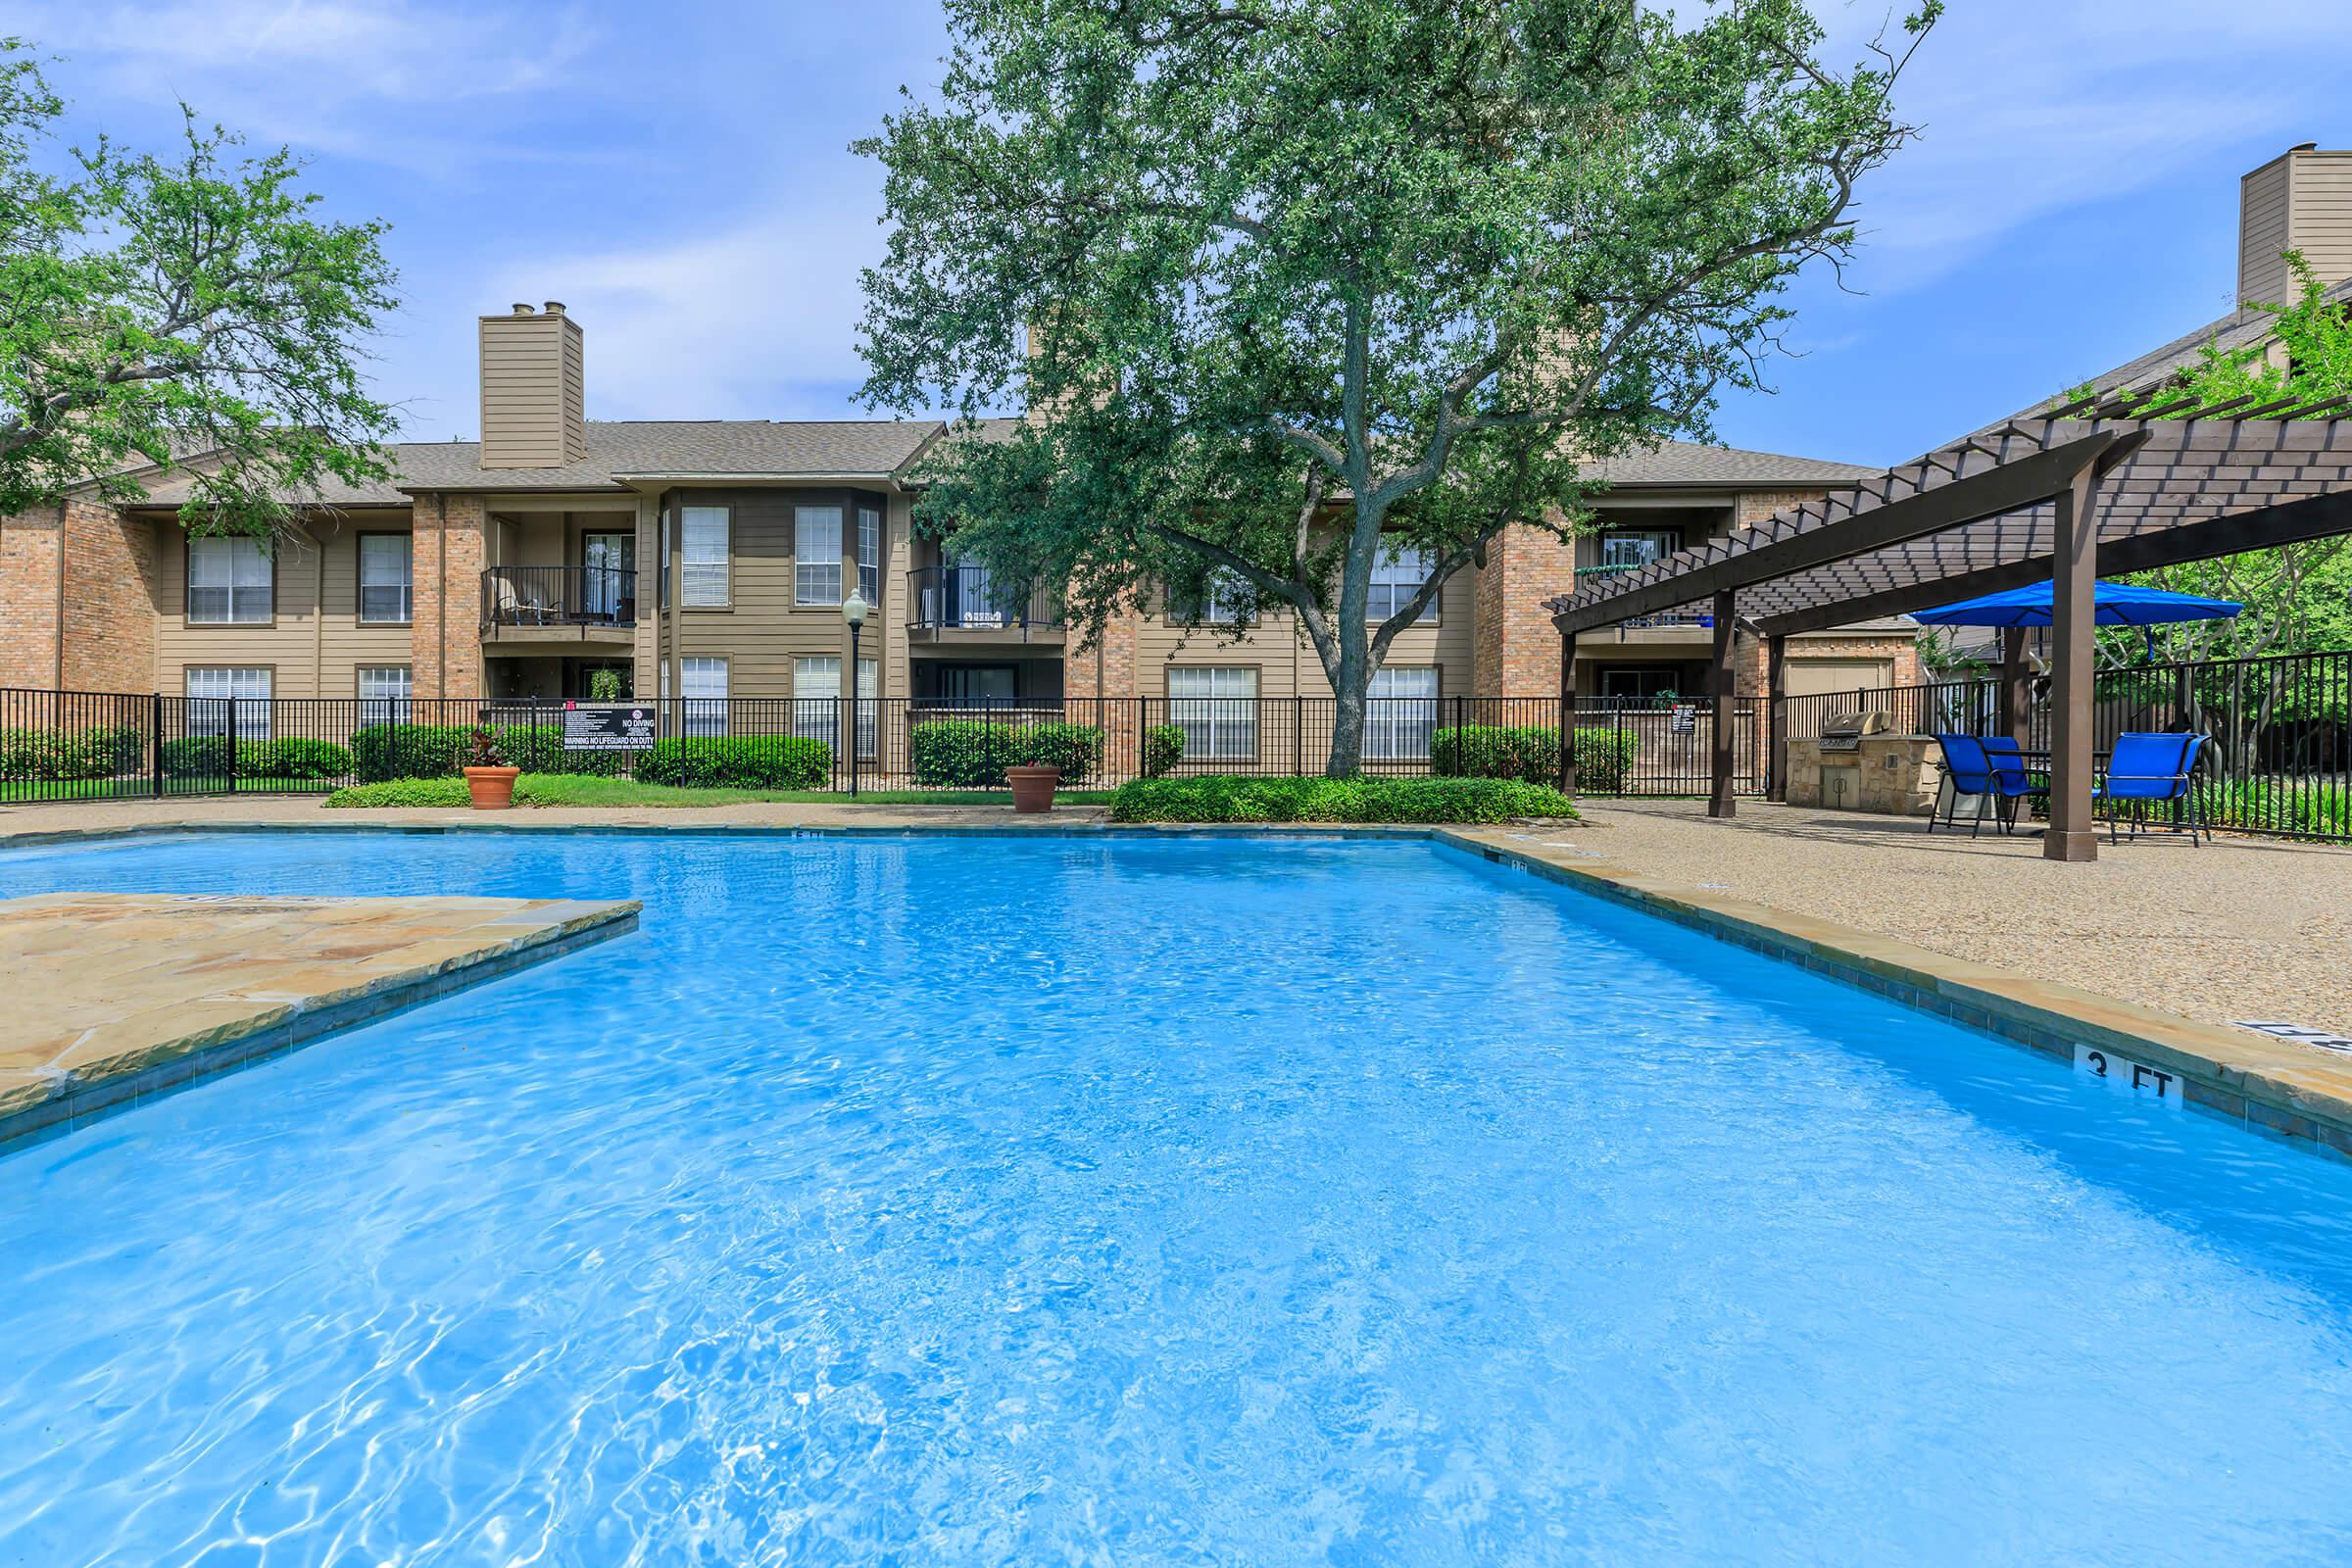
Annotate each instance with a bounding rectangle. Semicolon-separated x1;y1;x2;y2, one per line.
1817;710;1890;755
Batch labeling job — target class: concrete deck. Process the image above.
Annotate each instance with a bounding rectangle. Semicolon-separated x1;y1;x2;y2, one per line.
0;891;639;1149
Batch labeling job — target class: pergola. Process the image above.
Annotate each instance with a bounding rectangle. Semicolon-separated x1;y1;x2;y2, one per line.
1546;405;2352;860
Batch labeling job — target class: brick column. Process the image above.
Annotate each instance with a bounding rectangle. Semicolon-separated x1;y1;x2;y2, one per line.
1473;518;1580;698
412;493;487;701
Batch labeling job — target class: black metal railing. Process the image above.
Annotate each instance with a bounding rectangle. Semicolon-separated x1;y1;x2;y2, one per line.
907;565;1060;633
1574;564;1715;629
480;565;637;630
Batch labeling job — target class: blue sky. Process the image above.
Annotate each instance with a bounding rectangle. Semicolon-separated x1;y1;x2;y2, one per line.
19;0;2352;468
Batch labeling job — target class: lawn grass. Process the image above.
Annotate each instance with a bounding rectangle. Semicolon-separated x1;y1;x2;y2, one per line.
323;774;1120;809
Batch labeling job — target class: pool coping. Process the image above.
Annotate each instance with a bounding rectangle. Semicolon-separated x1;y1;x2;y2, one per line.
8;816;2350;1161
0;894;641;1153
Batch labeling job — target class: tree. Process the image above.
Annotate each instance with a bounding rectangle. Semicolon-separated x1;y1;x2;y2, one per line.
858;0;1936;774
0;38;399;540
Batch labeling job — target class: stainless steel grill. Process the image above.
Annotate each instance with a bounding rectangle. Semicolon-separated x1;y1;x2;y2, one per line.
1818;710;1890;755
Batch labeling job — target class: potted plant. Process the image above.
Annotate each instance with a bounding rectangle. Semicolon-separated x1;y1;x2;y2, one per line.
1005;762;1060;813
462;725;520;809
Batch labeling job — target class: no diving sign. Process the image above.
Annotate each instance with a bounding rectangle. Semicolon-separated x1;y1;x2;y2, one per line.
562;703;657;752
2073;1044;2184;1108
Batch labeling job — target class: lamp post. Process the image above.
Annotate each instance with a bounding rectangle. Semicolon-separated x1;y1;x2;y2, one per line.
842;589;868;798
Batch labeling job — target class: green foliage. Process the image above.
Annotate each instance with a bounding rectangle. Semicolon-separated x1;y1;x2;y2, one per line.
2198;776;2349;838
1141;723;1186;779
0;39;399;535
858;0;1932;774
1428;724;1641;792
635;737;833;790
158;734;351;779
585;667;626;702
0;724;140;780
322;776;475;808
1107;774;1578;823
349;723;634;782
907;719;1105;786
159;735;229;777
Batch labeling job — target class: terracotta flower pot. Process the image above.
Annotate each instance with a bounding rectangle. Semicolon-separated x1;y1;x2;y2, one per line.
463;765;521;809
1005;764;1060;814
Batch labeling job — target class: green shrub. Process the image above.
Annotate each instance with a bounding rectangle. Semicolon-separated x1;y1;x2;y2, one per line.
160;735;233;777
350;722;634;781
238;737;354;780
2197;776;2350;837
1108;774;1578;824
0;725;142;780
323;776;475;808
907;719;1104;786
1429;723;1640;793
635;735;832;789
1141;723;1186;779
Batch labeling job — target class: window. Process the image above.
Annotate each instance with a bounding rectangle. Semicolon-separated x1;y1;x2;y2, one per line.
680;506;729;607
184;666;271;740
187;537;272;624
681;657;729;736
1366;544;1436;623
357;664;412;724
794;655;841;749
1176;570;1248;626
1597;529;1678;571
1364;666;1439;761
1167;666;1257;761
796;506;844;606
357;534;413;623
857;505;882;604
857;657;879;760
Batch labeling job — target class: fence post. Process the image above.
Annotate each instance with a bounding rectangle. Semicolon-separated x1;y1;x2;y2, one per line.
150;692;164;799
225;698;237;795
1294;695;1303;777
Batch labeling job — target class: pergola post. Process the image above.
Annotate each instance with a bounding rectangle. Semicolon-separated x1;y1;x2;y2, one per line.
2000;626;2031;748
1709;589;1738;819
1556;628;1579;793
2046;466;2102;862
1766;633;1789;803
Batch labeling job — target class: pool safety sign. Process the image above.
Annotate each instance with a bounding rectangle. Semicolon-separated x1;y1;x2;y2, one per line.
2072;1044;2185;1107
562;703;657;751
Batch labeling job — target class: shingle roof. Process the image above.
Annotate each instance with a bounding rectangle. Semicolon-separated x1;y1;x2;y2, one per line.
132;418;949;507
1582;439;1879;488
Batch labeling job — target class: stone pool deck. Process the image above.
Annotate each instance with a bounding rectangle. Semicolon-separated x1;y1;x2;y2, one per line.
0;891;639;1149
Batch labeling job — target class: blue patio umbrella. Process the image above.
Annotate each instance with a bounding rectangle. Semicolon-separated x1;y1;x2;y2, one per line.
1912;580;2241;627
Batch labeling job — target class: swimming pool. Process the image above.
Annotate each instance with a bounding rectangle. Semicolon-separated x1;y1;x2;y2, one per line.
1;831;2349;1564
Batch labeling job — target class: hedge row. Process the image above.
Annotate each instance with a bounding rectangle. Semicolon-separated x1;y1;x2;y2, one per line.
0;725;142;781
1428;724;1641;793
1108;774;1578;823
907;719;1103;786
634;736;831;790
350;723;637;782
157;736;355;780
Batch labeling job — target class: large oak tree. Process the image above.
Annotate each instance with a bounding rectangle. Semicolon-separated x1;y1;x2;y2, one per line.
858;0;1934;774
0;38;398;540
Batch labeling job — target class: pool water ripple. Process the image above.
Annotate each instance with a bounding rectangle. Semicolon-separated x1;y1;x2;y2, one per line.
0;832;2348;1565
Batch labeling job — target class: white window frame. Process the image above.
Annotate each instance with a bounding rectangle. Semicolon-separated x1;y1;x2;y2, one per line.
1365;544;1437;624
184;666;272;740
1598;529;1677;570
357;664;412;725
187;537;272;625
680;506;730;608
796;506;844;607
794;655;842;749
856;657;879;760
680;656;729;737
357;534;413;624
1364;666;1440;762
1167;666;1257;762
857;505;882;605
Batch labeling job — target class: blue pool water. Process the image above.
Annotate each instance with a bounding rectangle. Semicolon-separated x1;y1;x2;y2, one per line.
2;833;2350;1566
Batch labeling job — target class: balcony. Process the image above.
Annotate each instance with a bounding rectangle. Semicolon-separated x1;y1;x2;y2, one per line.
908;565;1061;639
480;564;637;642
1577;563;1715;632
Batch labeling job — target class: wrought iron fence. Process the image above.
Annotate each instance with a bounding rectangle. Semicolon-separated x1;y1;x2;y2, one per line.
1770;648;2352;841
0;689;1767;803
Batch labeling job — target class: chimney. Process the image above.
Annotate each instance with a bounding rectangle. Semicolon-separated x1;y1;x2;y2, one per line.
478;301;586;468
2238;144;2352;307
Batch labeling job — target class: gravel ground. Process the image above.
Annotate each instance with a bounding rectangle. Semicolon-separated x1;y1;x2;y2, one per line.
1558;798;2352;1039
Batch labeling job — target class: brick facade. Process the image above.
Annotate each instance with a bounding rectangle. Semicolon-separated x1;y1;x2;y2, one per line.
1067;602;1141;699
1472;518;1580;697
0;499;157;692
411;493;487;699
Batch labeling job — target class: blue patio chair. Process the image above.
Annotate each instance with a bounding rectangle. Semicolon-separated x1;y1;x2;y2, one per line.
1930;733;2036;837
2093;732;2209;846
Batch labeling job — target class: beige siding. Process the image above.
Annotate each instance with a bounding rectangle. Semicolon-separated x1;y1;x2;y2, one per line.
1136;571;1476;698
2240;154;2294;306
151;514;415;698
477;310;587;468
663;486;891;699
2287;149;2352;294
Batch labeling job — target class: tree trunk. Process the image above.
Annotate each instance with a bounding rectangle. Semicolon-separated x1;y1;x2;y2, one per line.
1327;668;1367;778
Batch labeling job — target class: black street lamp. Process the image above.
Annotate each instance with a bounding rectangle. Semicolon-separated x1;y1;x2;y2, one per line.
842;589;869;797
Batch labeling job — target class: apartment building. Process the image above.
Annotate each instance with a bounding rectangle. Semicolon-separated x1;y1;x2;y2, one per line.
0;300;1914;720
